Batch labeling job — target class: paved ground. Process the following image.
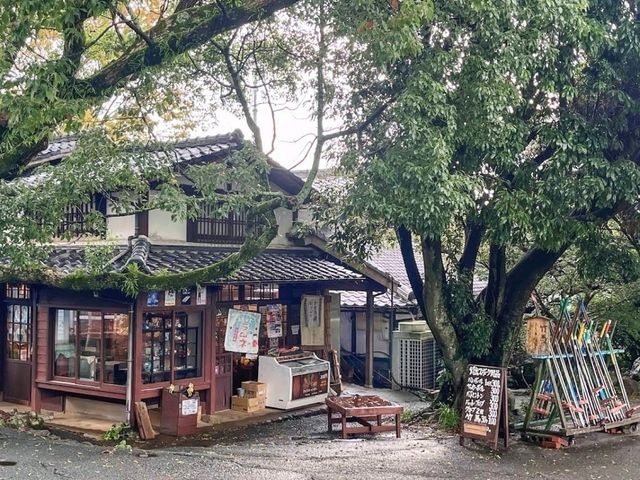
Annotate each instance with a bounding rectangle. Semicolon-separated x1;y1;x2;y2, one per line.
1;412;639;480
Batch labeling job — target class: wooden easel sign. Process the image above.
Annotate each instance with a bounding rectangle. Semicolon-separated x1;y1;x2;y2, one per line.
459;364;509;450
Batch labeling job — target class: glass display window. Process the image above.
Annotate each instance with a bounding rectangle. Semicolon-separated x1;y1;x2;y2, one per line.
142;310;203;384
52;309;129;386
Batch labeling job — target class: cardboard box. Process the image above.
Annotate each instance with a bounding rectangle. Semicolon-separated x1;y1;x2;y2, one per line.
241;381;267;400
231;395;266;413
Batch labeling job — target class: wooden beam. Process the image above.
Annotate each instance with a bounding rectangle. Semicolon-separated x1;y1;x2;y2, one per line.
365;290;374;388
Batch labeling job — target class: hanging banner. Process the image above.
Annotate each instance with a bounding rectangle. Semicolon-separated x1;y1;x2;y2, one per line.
266;304;283;338
224;308;261;354
301;295;324;346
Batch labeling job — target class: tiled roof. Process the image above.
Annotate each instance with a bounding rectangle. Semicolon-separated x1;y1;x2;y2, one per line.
28;131;244;168
144;244;364;283
24;130;305;195
339;290;416;309
294;168;348;194
43;237;366;285
337;248;488;310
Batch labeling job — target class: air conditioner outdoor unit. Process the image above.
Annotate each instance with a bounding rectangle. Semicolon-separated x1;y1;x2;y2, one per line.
391;320;440;391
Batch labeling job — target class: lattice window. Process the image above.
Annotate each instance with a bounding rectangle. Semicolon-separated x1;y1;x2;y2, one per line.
187;203;262;244
56;195;106;238
5;283;31;300
6;304;31;361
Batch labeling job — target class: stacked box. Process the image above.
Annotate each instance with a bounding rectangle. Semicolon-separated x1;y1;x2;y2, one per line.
231;382;267;413
241;381;267;400
231;395;265;413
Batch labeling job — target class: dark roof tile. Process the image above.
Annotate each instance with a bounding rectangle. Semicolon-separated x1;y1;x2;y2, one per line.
43;241;366;285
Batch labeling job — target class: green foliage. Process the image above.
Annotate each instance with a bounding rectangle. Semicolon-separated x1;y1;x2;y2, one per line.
437;405;460;430
589;281;640;369
400;410;414;424
103;422;133;442
84;242;119;275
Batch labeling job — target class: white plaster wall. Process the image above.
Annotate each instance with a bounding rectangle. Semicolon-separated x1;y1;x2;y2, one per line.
297;207;314;225
340;311;391;358
271;207;294;246
148;209;187;242
105;200;135;240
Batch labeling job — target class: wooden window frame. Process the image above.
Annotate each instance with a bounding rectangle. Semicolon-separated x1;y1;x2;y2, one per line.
56;194;107;238
141;309;205;386
50;308;129;390
5;300;32;362
5;283;31;300
187;204;258;244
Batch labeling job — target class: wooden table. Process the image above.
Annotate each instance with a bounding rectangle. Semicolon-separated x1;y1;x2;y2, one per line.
326;395;403;439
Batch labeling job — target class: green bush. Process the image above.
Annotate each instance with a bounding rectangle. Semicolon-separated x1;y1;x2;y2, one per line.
103;422;133;441
437;405;460;430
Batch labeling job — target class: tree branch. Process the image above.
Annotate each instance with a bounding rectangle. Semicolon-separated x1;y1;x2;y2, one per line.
396;225;425;315
457;220;484;274
321;96;396;142
77;0;300;99
489;244;568;365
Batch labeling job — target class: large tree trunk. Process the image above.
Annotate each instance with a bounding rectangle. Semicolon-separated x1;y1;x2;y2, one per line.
397;226;467;405
487;245;568;366
398;226;567;410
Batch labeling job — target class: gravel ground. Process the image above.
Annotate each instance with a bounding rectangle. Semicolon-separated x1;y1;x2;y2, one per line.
0;414;639;479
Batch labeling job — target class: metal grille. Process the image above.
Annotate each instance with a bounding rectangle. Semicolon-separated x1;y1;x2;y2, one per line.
398;336;440;389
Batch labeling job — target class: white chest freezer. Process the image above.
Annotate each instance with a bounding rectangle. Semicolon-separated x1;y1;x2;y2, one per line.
258;352;330;410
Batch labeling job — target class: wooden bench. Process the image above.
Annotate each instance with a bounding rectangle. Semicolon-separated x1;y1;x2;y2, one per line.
326;395;403;439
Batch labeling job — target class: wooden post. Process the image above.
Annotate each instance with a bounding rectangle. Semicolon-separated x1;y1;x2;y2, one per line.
365;290;374;388
324;294;332;357
130;294;144;426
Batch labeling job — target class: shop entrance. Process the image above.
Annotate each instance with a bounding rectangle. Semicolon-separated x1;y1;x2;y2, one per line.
3;284;32;404
214;299;289;410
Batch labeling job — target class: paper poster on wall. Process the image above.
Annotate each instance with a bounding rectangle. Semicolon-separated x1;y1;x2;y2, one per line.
165;290;176;307
181;398;199;416
146;291;160;307
300;295;324;346
180;288;192;305
266;304;283;338
224;308;261;354
196;285;207;305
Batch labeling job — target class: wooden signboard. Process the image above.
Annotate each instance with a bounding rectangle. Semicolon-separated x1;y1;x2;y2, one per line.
459;364;509;450
525;316;551;356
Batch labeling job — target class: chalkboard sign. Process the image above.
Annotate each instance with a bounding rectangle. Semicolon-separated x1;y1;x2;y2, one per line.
459;364;509;450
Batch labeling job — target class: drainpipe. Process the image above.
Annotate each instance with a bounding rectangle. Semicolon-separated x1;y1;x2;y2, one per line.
125;302;135;424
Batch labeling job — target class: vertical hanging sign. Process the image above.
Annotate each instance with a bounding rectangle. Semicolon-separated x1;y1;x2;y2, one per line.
459;364;509;450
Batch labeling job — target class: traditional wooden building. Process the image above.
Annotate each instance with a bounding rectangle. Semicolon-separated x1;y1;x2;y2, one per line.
0;132;390;425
